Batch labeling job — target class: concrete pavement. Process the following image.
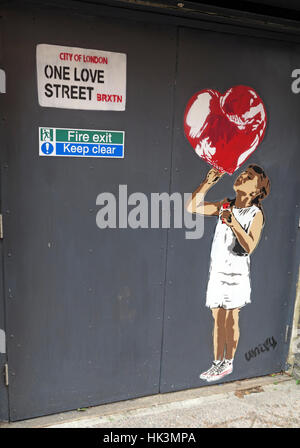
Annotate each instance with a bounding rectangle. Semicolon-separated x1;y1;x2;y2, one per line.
1;372;300;428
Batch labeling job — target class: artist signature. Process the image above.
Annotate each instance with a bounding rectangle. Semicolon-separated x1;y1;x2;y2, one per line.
245;336;277;362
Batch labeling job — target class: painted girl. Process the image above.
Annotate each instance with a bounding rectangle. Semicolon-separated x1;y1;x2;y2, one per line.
186;164;270;382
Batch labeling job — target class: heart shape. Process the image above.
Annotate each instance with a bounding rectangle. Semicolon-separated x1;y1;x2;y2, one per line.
184;85;267;174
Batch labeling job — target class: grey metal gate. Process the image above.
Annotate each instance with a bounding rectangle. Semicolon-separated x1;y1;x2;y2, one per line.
0;4;176;421
160;26;300;392
0;2;300;422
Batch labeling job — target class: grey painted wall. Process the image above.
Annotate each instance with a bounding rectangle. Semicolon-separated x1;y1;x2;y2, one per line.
0;1;299;421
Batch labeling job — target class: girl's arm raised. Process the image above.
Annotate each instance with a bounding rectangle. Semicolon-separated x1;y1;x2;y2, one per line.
186;168;226;216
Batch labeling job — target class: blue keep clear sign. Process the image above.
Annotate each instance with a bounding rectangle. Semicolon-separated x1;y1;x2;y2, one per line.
39;127;125;158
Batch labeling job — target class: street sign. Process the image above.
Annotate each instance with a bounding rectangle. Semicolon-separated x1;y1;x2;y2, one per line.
36;44;127;111
39;127;125;158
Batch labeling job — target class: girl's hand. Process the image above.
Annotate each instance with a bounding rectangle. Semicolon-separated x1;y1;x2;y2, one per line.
221;209;235;227
204;168;224;186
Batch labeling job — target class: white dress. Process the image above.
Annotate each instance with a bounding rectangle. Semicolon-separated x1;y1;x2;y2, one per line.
205;203;261;310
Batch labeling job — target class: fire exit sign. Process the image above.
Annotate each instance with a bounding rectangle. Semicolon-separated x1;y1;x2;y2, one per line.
39;127;125;158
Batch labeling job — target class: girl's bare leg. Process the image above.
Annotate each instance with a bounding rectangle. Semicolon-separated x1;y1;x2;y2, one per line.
212;307;226;361
225;308;240;359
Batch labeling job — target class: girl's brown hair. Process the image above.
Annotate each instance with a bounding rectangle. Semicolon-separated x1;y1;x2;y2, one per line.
248;164;271;206
229;165;270;222
248;164;271;222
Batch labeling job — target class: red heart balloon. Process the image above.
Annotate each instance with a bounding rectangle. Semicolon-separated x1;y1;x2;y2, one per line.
184;85;267;174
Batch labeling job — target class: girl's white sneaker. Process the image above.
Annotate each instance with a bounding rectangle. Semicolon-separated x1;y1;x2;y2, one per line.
205;359;233;382
199;360;223;380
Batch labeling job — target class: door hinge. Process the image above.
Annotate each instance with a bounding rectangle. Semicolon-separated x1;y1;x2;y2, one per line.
4;363;8;386
285;325;289;343
0;214;3;239
0;69;6;94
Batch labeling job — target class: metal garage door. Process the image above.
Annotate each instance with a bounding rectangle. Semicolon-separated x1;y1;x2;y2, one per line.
160;26;300;392
1;4;176;421
1;2;299;421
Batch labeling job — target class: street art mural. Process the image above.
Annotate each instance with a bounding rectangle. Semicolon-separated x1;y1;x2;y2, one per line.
185;85;271;382
184;85;266;174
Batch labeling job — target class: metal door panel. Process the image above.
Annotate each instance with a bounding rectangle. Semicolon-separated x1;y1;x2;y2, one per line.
160;27;300;392
0;19;9;421
2;5;176;420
